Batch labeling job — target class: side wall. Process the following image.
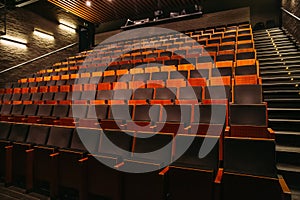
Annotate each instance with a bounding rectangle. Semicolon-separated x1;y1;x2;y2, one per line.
282;0;300;43
0;7;78;82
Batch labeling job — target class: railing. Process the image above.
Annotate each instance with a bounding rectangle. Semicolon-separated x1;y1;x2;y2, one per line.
281;7;300;22
0;42;78;74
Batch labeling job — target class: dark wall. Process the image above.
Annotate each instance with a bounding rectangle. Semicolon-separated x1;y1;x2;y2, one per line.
0;7;78;82
202;0;280;28
95;0;280;33
282;0;300;43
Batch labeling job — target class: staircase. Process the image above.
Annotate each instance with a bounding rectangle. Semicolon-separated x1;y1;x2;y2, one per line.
254;28;300;197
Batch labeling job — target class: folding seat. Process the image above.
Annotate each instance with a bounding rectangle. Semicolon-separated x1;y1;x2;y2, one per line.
175;86;202;104
215;54;235;68
54;92;67;103
102;75;117;83
27;105;53;124
11;93;21;104
205;85;232;103
2;93;12;104
0;104;13;120
86;129;134;200
221;137;291;200
167;135;220;200
190;104;227;135
155;104;191;134
128;88;154;105
97;82;111;90
42;92;55;104
211;67;233;78
49;104;70;125
235;60;258;76
197;56;214;69
100;104;133;130
31;92;43;104
164;59;179;66
221;36;236;44
203;46;218;57
80;90;96;102
1;123;29;185
119;131;174;200
0;122;12;181
32;126;74;198
146;72;168;88
90;89;113;105
78;104;109;128
188;70;208;87
170;70;188;80
9;124;50;190
237;34;253;43
55;127;101;200
237;42;254;50
210;76;232;87
235;74;261;85
150;88;177;105
109;89;132;104
126;104;160;131
59;104;88;126
160;65;177;73
207;38;221;46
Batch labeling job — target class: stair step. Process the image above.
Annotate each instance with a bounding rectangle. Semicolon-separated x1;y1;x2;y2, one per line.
264;99;300;108
269;119;300;132
275;131;300;147
277;164;300;190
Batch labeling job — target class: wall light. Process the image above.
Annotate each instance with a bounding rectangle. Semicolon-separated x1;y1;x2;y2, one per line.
59;23;77;33
33;28;54;40
0;35;27;48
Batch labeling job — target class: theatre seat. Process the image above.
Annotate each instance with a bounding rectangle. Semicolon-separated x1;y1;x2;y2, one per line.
56;128;101;200
10;125;50;190
119;131;174;200
32;126;74;198
167;135;220;200
0;122;12;181
221;137;291;200
86;129;134;200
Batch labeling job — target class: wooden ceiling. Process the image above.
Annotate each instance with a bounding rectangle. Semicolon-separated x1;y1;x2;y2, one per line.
48;0;199;24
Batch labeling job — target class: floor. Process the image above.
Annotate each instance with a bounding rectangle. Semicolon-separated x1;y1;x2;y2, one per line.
0;184;299;200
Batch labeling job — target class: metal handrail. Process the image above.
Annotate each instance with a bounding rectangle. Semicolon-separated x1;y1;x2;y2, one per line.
281;7;300;22
0;42;78;74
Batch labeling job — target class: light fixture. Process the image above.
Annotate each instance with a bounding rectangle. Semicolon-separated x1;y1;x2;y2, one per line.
33;28;54;39
86;0;92;7
0;35;27;47
59;21;77;33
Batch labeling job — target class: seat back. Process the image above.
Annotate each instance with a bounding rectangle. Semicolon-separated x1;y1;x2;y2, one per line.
70;128;101;152
234;85;262;104
173;135;219;170
154;87;177;100
194;104;227;124
133;132;174;164
46;126;73;148
108;104;133;120
99;129;134;158
161;105;191;124
0;122;11;140
8;123;29;142
133;105;160;122
229;104;267;126
26;125;50;145
224;137;277;177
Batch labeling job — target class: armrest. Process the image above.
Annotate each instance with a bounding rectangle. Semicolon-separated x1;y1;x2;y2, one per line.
79;157;88;163
214;168;223;184
267;128;275;134
278;175;291;200
159;166;169;176
184;125;191;131
225;126;230;136
50;153;60;157
26;149;34;153
114;162;125;169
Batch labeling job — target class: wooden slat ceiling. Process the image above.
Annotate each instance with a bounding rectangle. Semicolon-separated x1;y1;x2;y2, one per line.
48;0;198;23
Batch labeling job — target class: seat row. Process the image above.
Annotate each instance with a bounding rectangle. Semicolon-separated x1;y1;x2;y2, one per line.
0;122;289;200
